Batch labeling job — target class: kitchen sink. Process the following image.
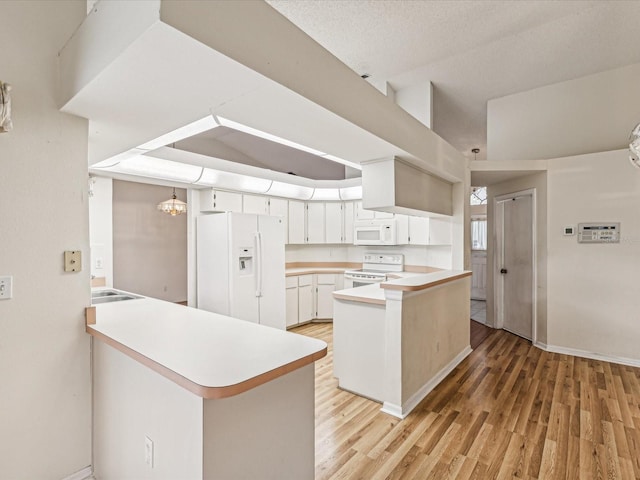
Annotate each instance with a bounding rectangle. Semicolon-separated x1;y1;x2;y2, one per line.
91;289;142;304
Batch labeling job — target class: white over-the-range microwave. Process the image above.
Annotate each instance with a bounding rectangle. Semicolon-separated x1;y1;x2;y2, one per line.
353;219;397;246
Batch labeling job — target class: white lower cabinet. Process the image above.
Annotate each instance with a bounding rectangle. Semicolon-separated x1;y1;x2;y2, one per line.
285;277;299;328
315;274;337;319
297;275;314;324
286;273;340;327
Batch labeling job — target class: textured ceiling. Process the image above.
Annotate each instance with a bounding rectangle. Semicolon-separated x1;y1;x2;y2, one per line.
266;0;640;160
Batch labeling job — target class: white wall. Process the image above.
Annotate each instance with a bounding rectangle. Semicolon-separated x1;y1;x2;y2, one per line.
113;180;188;303
89;176;113;286
547;150;640;362
487;62;640;161
0;2;91;478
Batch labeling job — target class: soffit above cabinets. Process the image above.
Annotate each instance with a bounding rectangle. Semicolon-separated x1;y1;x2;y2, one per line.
59;0;466;188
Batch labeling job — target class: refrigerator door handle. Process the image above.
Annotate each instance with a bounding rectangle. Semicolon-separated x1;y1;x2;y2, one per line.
255;231;263;297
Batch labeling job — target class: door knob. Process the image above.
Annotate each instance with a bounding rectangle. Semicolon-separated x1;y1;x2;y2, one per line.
500;268;508;274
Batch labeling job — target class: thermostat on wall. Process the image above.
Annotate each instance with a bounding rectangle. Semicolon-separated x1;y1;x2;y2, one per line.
577;223;620;243
563;226;575;236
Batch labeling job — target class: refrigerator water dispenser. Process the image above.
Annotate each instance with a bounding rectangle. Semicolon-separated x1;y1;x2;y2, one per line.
238;247;254;275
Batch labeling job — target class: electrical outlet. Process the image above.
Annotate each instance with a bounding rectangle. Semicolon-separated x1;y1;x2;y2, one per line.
145;436;154;468
0;276;13;300
95;257;103;269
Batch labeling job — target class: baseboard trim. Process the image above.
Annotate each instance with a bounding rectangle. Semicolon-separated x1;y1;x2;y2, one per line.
61;466;93;480
380;345;473;419
538;343;640;368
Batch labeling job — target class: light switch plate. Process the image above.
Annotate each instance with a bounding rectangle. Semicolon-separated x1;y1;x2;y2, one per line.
0;276;13;300
64;251;82;272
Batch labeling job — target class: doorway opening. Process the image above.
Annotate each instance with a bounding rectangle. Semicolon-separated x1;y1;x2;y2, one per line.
470;186;487;324
494;189;536;342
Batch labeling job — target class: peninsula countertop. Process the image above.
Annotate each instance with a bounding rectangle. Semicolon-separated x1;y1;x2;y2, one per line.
86;292;327;399
332;270;472;305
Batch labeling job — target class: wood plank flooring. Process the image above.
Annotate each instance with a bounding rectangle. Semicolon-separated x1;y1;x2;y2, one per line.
292;322;640;479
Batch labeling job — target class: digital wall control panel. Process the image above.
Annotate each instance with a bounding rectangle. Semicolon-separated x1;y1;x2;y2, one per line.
577;223;620;243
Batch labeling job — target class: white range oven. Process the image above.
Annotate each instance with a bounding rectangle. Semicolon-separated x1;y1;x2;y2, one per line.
344;253;404;288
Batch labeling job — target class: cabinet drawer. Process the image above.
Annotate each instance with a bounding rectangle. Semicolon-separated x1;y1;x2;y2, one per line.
285;276;298;288
297;274;313;287
316;273;337;285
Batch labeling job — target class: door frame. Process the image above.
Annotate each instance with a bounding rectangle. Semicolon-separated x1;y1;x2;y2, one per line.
493;188;537;343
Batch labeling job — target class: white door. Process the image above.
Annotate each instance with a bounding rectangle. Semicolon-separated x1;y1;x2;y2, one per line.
298;284;314;323
471;251;487;300
242;194;268;215
268;198;289;244
213;190;243;212
288;201;306;244
285;285;298;327
343;202;355;244
325;203;343;244
408;216;429;245
497;193;534;340
316;284;335;319
228;213;260;323
306;203;325;243
256;215;286;329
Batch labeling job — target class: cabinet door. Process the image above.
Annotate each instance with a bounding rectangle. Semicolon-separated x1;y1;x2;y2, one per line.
395;214;409;245
286;286;299;327
325;203;343;244
288;201;306;245
298;284;314;323
374;211;394;219
343;202;355;244
408;216;429;245
429;217;453;245
268;198;289;244
213;190;243;212
306;203;325;244
355;201;375;220
316;284;335;319
243;194;268;215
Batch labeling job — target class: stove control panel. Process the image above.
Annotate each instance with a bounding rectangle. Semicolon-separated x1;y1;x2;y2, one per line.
363;253;404;265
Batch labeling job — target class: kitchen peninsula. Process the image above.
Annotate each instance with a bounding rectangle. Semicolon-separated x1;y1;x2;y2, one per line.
86;292;327;480
333;270;472;419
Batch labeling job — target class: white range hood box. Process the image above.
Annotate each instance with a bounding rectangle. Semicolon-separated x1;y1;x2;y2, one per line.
362;157;453;217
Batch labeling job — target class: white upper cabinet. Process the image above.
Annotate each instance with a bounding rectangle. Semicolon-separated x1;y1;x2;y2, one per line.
325;203;343;244
428;217;452;245
343;202;355;244
306;203;325;244
395;214;409;245
268;198;289;244
408;216;430;245
288;200;306;244
355;201;394;220
200;189;243;213
242;194;269;215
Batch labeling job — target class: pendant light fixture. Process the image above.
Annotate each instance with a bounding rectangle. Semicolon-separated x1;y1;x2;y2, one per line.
157;187;187;216
629;122;640;168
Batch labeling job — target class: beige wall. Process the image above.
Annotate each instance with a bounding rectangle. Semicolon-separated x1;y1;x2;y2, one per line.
546;150;640;361
487;172;548;344
0;2;91;477
113;180;188;302
487;62;640;162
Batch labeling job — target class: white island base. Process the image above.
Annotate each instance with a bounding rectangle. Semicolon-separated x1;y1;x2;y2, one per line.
333;271;472;419
93;340;314;479
87;294;325;480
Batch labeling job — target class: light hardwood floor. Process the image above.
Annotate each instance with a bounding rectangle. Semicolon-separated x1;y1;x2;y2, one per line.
292;322;640;480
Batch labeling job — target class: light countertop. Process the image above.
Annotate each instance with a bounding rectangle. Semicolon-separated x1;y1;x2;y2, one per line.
87;293;327;399
333;270;472;305
285;267;351;276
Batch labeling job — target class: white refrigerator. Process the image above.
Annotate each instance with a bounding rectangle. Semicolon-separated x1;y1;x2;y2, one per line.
197;212;286;330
